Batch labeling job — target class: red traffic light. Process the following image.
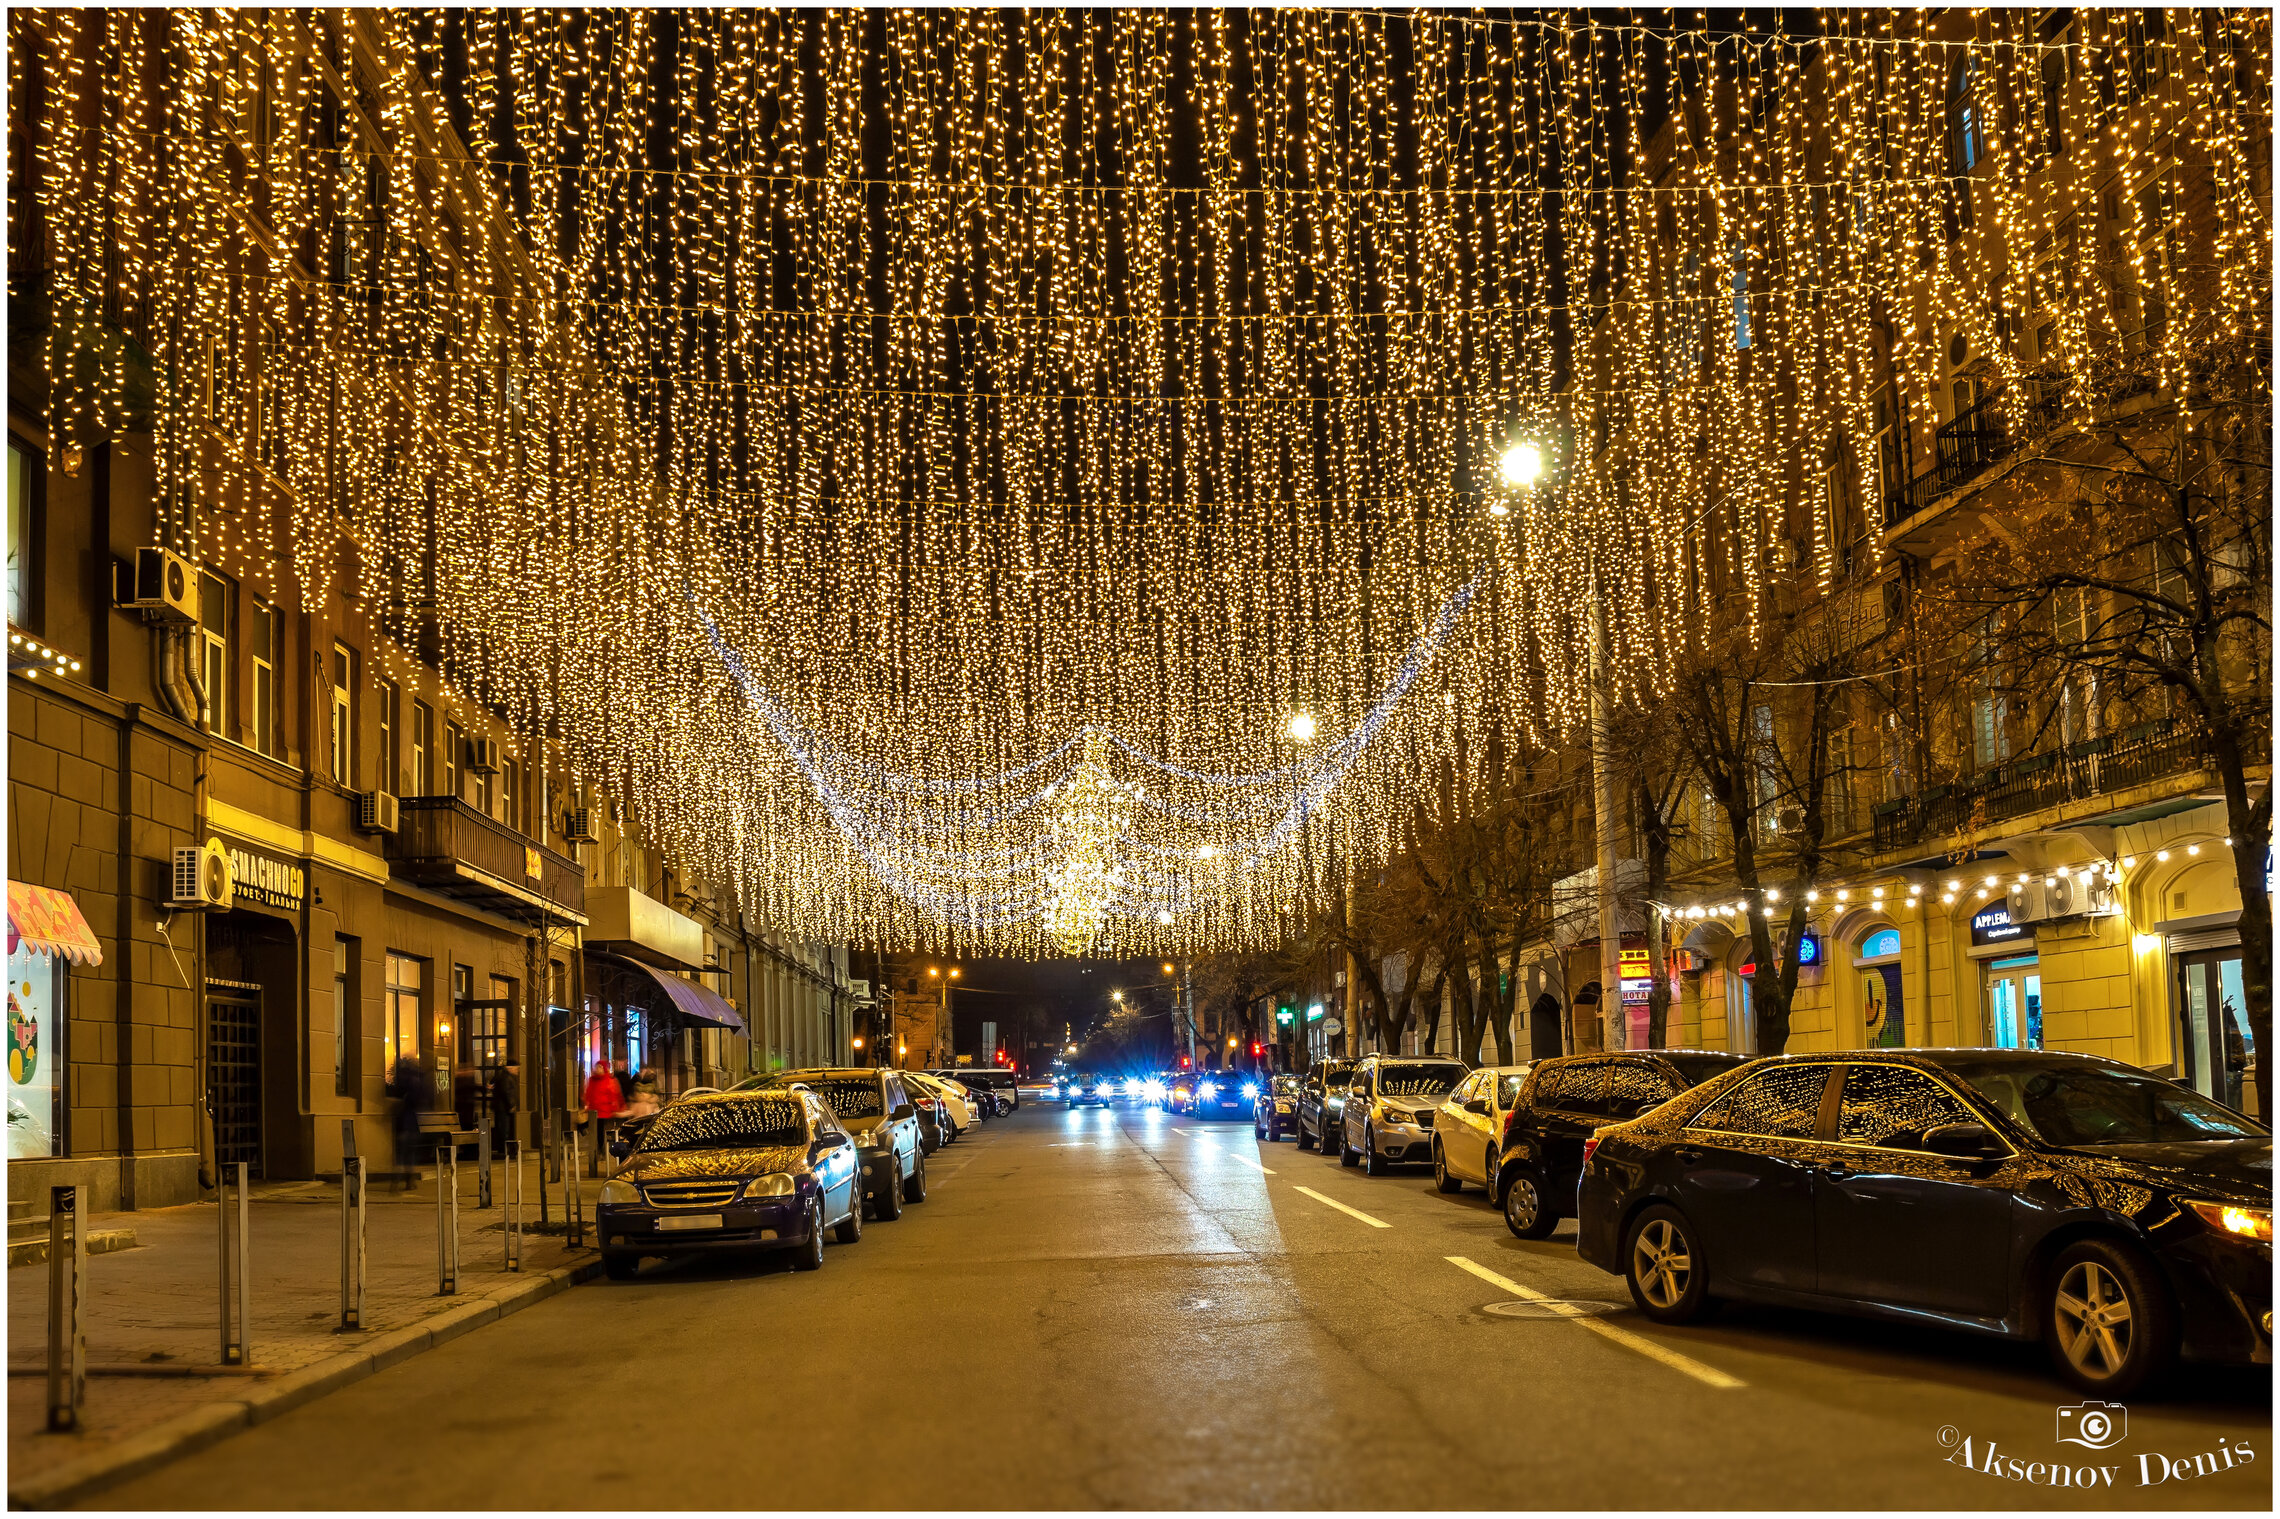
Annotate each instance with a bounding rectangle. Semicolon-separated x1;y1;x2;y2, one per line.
1249;1042;1264;1058
1179;1056;1191;1069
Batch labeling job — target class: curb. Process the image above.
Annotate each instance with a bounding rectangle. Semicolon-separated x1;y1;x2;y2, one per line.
7;1257;601;1510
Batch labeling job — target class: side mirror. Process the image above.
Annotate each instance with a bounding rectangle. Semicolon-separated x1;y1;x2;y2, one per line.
1923;1122;2004;1160
1462;1098;1490;1116
892;1103;917;1122
609;1137;634;1160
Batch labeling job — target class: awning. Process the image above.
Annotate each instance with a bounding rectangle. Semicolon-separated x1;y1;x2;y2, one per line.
615;956;744;1033
7;882;104;966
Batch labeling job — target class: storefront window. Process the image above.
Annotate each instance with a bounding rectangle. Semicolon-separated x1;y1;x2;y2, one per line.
7;944;65;1159
2177;950;2251;1111
384;953;422;1075
1855;928;1905;1048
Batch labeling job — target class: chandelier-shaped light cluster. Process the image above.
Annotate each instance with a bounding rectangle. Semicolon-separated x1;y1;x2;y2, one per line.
1041;735;1137;955
13;9;2268;953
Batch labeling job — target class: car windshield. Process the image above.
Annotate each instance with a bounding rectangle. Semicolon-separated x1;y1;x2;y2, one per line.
1271;1075;1300;1094
638;1095;809;1153
1319;1063;1358;1087
1952;1060;2267;1146
752;1076;882;1121
1663;1052;1751;1088
1376;1063;1466;1098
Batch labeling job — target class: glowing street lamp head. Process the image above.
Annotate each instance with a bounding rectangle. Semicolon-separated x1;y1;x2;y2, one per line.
1111;989;1123;1002
1285;712;1318;743
1161;961;1175;975
1499;441;1543;487
948;966;961;979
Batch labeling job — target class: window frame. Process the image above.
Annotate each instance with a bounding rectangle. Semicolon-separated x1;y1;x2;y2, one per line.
198;570;233;737
6;432;43;634
411;699;433;797
1685;1062;1841;1142
375;677;400;797
249;599;279;758
1832;1061;2015;1157
330;641;358;788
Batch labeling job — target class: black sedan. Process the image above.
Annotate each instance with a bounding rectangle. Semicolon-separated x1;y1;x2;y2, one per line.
597;1089;867;1280
1188;1071;1258;1121
1255;1074;1302;1140
1577;1048;2271;1395
1063;1071;1113;1108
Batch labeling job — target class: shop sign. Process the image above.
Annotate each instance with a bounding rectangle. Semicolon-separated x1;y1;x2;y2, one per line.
1971;903;2030;947
224;843;306;912
524;846;542;880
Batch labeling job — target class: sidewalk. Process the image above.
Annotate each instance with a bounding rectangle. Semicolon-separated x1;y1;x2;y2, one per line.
7;1157;602;1508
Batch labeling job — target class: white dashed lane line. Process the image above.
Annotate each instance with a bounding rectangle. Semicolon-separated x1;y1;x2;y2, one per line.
1292;1185;1392;1228
1443;1255;1746;1389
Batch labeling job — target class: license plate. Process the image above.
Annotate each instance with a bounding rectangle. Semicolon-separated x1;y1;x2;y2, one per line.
656;1214;723;1232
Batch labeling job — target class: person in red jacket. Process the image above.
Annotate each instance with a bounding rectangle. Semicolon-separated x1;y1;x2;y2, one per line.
582;1059;627;1176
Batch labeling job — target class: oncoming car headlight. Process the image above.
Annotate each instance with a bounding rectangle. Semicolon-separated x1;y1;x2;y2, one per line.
1197;1081;1218;1100
742;1173;797;1200
1242;1083;1260;1101
598;1179;641;1206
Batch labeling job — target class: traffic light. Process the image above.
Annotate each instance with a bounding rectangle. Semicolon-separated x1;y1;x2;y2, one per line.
1249;1042;1264;1058
1179;1056;1191;1069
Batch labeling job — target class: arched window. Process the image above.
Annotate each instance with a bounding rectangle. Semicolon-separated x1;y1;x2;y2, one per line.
1855;926;1905;1047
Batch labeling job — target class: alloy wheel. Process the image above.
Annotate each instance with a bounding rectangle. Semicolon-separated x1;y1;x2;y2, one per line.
1630;1217;1690;1309
2053;1260;2135;1381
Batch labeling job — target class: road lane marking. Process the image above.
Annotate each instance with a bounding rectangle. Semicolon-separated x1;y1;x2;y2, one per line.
1171;1128;1276;1173
1293;1186;1391;1228
1443;1256;1746;1389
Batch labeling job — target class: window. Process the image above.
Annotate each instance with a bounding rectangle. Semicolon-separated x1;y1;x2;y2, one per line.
1969;619;2009;769
6;436;38;630
1858;928;1903;961
375;679;399;797
383;954;423;1075
1951;58;1984;172
330;642;357;787
1827;727;1856;837
1751;704;1779;839
334;936;355;1098
1540;1061;1608;1115
476;742;496;817
1871;383;1906;520
501;747;521;833
412;700;433;797
2039;44;2068;157
1604;1060;1681;1117
1835;1065;1983;1151
198;572;232;736
1689;1063;1833;1139
250;600;279;758
445;720;463;801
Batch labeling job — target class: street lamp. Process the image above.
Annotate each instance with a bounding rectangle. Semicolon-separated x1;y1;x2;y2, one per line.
1285;712;1317;743
1499;441;1543;488
1111;989;1123;1003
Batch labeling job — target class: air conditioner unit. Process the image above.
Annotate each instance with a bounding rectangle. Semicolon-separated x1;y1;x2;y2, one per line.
358;790;400;834
2045;873;2120;920
168;839;234;911
2005;880;2050;924
565;807;599;844
131;547;199;623
466;738;501;775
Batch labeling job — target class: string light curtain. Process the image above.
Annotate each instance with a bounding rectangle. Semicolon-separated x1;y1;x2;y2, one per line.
15;8;2269;955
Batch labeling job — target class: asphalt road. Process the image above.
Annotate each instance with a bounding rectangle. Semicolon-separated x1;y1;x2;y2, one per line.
97;1099;2271;1509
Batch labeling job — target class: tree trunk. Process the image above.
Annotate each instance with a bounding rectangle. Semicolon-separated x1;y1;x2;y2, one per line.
2209;722;2273;1119
1639;778;1674;1048
1479;941;1517;1063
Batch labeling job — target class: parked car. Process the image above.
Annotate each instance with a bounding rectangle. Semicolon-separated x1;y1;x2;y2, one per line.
744;1067;927;1219
934;1070;1008;1118
1254;1074;1302;1140
1188;1070;1256;1122
1577;1048;2273;1396
1494;1050;1749;1239
1295;1059;1358;1152
1337;1055;1470;1175
904;1070;978;1135
1430;1064;1532;1194
596;1088;866;1280
1059;1070;1113;1109
953;1066;1023;1111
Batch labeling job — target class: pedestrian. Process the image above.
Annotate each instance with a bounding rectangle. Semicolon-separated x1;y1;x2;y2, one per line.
490;1060;520;1150
613;1057;635;1106
582;1058;625;1173
454;1061;481;1130
629;1064;663;1117
385;1051;433;1176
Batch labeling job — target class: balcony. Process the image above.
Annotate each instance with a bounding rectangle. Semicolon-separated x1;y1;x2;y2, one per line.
1882;375;2075;531
1870;718;2209;853
386;796;588;926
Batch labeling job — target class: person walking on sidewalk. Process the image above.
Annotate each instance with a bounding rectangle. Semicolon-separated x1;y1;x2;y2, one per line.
628;1064;663;1118
613;1058;635;1107
386;1052;433;1174
490;1061;520;1151
582;1059;625;1174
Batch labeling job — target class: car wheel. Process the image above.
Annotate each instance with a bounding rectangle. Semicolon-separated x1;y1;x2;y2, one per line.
1269;1118;1282;1142
794;1199;825;1271
1501;1167;1557;1239
1339;1124;1360;1167
903;1150;928;1204
1297;1120;1316;1152
602;1251;639;1282
834;1185;864;1244
2046;1239;2176;1397
1624;1205;1709;1322
871;1162;904;1221
1364;1124;1392;1176
1433;1140;1462;1193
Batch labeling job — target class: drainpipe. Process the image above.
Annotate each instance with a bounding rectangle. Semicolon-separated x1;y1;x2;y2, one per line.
152;620;215;1194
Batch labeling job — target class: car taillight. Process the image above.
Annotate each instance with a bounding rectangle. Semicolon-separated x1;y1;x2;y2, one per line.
1581;1136;1601;1169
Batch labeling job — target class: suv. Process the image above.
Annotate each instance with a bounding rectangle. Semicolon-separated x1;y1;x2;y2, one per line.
1494;1050;1747;1238
1337;1055;1470;1175
1295;1059;1358;1152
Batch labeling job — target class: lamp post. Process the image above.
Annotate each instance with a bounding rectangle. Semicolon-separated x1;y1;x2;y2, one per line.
1500;435;1624;1053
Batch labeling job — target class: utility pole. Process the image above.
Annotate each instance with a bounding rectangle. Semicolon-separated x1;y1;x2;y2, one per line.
1588;597;1627;1053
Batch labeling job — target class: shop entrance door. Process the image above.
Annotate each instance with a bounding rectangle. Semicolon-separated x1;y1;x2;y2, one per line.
1984;957;2042;1050
206;988;262;1177
2175;948;2251;1111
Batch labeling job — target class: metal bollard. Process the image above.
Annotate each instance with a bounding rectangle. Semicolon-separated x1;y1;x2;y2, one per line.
46;1185;85;1432
478;1113;494;1210
436;1145;460;1295
339;1155;367;1331
567;1130;585;1250
503;1139;522;1272
219;1161;250;1365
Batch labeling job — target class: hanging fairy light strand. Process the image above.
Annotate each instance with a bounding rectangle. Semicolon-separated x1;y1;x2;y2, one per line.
13;8;2268;954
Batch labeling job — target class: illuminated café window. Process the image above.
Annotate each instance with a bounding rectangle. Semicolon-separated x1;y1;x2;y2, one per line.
6;938;67;1158
1858;928;1903;961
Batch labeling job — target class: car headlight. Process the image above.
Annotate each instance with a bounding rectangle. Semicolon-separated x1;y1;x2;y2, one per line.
1242;1083;1259;1101
1380;1106;1412;1126
598;1179;641;1206
1125;1079;1141;1096
742;1173;797;1200
1197;1081;1218;1099
2186;1199;2274;1243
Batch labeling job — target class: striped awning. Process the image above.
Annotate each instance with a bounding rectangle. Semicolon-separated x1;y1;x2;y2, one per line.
7;882;103;966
